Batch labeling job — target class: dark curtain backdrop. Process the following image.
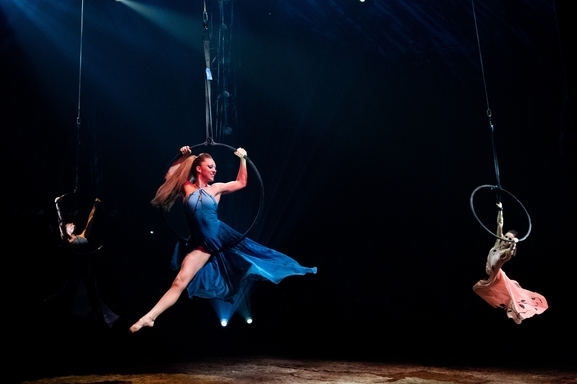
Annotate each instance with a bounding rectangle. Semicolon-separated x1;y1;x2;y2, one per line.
1;1;575;381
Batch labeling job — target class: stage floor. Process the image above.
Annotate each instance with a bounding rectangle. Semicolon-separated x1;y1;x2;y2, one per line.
10;294;577;384
17;356;577;384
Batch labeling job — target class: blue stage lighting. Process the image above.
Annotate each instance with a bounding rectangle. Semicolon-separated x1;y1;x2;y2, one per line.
245;317;253;324
220;319;228;327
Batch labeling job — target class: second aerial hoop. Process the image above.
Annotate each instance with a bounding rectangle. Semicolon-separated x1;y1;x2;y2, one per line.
470;184;532;242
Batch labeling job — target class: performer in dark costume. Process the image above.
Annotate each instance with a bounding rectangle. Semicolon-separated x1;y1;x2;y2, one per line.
473;202;547;324
44;196;118;328
130;146;316;332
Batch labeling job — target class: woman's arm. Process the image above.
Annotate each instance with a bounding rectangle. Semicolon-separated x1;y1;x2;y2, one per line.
217;147;248;195
490;202;504;249
55;196;66;241
79;198;100;238
496;202;504;238
510;238;518;257
165;146;193;180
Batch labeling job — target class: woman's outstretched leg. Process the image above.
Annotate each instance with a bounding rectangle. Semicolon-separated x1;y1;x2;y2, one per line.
129;248;210;333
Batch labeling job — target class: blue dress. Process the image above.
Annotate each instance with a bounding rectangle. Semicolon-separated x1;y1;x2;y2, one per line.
171;188;317;302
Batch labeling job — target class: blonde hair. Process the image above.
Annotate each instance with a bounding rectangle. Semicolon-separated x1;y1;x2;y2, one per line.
151;153;212;211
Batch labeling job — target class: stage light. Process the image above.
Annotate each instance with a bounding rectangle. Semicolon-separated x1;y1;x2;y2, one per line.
220;319;228;327
245;317;253;324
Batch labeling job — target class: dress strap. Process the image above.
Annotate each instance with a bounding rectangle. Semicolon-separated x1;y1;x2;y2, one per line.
198;188;217;204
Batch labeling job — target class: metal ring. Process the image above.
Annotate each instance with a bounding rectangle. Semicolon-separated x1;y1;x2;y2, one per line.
470;184;532;242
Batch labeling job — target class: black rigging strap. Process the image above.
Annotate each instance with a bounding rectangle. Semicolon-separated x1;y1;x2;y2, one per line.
472;0;501;202
162;1;264;251
470;0;531;241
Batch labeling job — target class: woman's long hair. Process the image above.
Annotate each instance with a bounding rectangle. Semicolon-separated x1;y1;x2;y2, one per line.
151;153;212;211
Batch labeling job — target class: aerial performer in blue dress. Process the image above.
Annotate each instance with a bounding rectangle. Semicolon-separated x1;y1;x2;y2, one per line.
129;146;317;332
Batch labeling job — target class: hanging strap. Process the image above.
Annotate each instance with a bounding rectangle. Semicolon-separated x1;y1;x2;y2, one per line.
160;1;266;249
489;112;502;201
74;0;86;193
203;0;214;144
472;0;501;202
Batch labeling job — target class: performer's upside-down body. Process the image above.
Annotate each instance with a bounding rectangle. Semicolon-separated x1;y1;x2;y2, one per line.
45;196;118;328
130;146;317;332
473;202;547;324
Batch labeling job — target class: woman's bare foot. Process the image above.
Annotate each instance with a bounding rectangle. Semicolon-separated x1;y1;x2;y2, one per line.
129;317;154;333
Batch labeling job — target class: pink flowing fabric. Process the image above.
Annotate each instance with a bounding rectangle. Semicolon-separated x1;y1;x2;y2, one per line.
473;269;548;324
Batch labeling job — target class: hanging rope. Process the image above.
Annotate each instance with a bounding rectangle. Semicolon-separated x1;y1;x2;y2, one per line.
472;0;501;201
51;0;104;254
469;0;531;242
74;0;85;194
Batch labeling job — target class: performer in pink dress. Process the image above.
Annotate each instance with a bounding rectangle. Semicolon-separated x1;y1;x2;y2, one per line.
473;202;548;324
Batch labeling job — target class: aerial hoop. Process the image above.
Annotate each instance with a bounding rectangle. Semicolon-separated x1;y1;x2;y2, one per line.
159;3;263;252
469;2;532;243
161;139;265;252
470;184;532;242
52;191;104;255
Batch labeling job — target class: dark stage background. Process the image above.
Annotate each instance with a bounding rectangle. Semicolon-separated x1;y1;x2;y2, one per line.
2;0;575;382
